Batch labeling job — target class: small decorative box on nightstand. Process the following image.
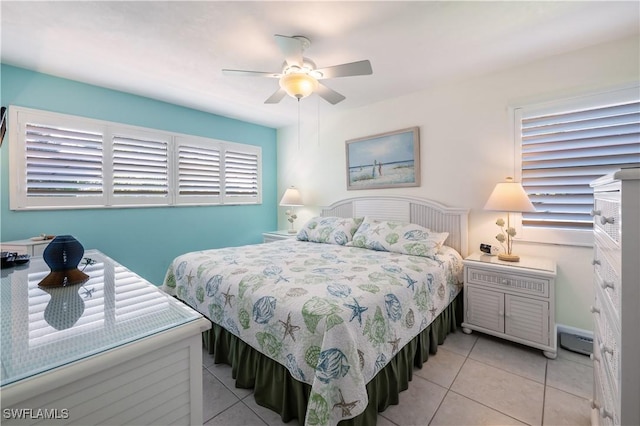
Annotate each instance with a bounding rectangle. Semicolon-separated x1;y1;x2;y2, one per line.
462;252;557;359
262;230;298;243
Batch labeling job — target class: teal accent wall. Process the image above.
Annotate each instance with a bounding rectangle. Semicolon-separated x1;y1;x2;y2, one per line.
0;64;277;285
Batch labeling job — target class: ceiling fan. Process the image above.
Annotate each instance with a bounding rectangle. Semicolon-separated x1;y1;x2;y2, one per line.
222;34;373;105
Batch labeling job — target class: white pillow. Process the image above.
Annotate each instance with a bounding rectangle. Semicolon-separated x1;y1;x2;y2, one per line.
351;217;449;258
297;216;364;245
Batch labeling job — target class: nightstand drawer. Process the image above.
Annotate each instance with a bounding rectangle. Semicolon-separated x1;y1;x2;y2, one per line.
466;267;549;298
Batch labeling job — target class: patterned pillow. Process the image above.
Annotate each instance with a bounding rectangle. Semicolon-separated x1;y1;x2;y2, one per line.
297;216;364;245
351;217;449;258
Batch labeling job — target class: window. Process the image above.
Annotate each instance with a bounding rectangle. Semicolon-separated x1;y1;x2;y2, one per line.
514;86;639;245
9;106;262;210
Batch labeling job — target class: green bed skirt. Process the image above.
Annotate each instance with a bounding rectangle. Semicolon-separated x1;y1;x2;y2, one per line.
203;291;463;425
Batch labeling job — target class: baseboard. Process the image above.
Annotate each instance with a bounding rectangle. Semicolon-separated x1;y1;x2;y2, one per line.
556;324;593;340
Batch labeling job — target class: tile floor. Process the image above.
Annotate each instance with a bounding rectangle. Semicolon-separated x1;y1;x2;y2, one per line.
201;331;592;426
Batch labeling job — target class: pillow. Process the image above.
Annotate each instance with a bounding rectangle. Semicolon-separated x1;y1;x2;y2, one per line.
351;217;449;258
297;216;364;245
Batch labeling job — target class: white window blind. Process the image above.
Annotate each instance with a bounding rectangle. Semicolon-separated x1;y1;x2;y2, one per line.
9;106;262;210
112;134;168;198
223;149;259;200
516;87;640;234
177;143;221;204
25;123;104;198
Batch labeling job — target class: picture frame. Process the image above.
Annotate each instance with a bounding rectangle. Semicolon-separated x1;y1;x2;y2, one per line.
346;126;420;190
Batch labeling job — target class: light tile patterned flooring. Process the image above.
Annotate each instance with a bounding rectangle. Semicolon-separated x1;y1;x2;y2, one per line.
202;331;592;426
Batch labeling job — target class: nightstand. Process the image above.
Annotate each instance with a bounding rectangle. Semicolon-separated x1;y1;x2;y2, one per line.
262;230;298;243
1;238;52;256
462;252;557;359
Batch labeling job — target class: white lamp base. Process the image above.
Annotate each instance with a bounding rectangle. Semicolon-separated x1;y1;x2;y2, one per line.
498;253;520;262
287;229;297;234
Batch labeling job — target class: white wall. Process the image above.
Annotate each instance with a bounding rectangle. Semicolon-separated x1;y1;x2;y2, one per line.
277;35;639;331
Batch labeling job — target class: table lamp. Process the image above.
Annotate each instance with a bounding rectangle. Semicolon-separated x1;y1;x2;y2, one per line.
483;177;535;262
279;187;303;233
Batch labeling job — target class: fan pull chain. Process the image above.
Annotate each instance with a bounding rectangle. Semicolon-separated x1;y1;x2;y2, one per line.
297;99;301;151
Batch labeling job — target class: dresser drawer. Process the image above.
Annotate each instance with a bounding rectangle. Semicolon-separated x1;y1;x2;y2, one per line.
593;245;621;320
593;195;620;245
593;285;620;395
466;267;549;297
593;346;618;426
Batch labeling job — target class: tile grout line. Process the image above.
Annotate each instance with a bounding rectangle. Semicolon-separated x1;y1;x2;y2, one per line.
541;359;548;426
427;334;479;425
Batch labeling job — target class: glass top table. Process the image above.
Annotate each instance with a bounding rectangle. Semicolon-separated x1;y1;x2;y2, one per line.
1;250;204;387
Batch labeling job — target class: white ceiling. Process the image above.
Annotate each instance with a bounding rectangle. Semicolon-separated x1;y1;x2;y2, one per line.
2;1;638;129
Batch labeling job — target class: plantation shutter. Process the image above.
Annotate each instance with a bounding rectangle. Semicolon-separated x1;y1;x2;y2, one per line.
25;123;103;198
10;106;263;209
112;135;168;199
520;100;640;229
223;149;260;201
177;144;221;203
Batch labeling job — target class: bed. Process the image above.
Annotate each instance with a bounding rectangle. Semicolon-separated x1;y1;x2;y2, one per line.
161;196;468;426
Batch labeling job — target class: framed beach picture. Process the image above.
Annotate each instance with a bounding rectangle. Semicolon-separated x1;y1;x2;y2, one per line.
346;126;420;190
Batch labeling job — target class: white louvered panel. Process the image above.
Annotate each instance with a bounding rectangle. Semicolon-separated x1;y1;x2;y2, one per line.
177;144;220;197
505;295;549;345
25;345;187;420
5;339;195;426
24;123;103;198
112;135;168;197
353;199;410;222
224;150;259;198
322;202;354;219
126;383;190;426
466;287;504;333
94;371;190;425
410;203;463;255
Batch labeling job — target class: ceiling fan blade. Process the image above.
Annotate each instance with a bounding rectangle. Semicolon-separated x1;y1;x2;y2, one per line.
222;69;280;78
315;60;373;79
265;88;287;104
274;34;303;67
316;83;346;105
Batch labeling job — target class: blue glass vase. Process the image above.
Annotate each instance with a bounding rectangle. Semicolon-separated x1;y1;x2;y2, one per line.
38;235;89;287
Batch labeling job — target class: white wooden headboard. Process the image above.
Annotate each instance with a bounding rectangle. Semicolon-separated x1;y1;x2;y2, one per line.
321;196;469;257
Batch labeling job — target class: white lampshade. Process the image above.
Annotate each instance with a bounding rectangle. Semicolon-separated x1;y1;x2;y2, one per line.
484;177;535;213
279;187;303;206
279;73;318;100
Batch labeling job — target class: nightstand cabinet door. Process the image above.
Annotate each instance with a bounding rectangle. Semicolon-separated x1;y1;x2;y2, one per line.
505;294;549;346
465;286;504;333
462;252;557;359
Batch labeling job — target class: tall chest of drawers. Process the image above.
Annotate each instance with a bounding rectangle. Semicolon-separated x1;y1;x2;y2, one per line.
589;168;640;426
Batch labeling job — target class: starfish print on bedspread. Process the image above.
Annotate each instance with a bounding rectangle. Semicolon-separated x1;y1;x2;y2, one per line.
429;306;438;318
186;271;195;286
388;335;401;354
333;389;359;417
279;312;300;342
344;298;368;326
400;273;417;291
222;286;235;308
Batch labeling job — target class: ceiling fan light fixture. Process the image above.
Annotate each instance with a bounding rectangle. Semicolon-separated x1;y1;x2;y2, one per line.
279;72;318;100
